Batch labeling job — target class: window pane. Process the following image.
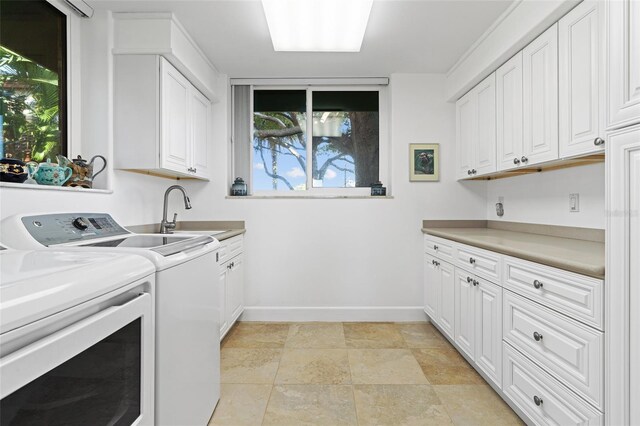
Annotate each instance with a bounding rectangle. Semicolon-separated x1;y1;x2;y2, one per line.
312;92;379;188
253;90;307;191
1;0;67;162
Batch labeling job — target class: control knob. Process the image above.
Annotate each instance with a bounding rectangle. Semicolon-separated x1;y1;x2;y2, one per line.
72;217;90;230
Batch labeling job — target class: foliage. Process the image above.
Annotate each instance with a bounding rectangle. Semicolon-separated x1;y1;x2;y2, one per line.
0;45;61;161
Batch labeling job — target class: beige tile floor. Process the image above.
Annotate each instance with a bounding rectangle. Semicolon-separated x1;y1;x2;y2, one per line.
209;322;524;426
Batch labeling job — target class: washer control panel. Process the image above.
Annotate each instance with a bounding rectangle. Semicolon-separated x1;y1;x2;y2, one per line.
21;213;129;246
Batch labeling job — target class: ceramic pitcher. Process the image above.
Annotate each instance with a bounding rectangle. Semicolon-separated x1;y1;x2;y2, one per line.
34;159;72;186
59;155;107;188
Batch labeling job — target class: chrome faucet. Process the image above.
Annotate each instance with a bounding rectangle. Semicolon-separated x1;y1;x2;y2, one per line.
160;185;192;234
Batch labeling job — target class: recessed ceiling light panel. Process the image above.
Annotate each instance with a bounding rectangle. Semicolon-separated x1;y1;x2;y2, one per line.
261;0;373;52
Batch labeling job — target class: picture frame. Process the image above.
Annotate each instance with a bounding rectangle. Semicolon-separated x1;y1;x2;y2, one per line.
409;143;440;181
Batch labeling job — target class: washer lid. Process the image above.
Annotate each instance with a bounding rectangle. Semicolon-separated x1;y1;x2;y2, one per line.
0;249;155;334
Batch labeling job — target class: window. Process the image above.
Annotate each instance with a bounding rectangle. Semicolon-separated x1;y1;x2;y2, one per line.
0;0;67;162
232;83;385;195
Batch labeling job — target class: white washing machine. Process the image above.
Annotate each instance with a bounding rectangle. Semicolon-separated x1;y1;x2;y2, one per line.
1;213;222;426
0;243;156;425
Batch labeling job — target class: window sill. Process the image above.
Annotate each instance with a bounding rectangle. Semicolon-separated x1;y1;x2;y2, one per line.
225;195;393;199
0;182;113;194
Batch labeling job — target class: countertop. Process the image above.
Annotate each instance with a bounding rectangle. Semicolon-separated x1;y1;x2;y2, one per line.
127;221;245;242
422;226;605;279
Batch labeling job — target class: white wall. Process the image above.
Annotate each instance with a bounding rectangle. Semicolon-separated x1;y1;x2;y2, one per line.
175;73;487;320
485;163;605;229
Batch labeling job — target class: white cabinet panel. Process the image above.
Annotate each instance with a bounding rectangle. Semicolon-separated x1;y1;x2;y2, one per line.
559;0;604;158
227;254;244;324
456;91;476;179
456;244;501;284
503;344;603;425
605;0;640;129
497;52;524;171
503;255;603;330
455;269;476;360
425;235;455;264
424;254;439;319
438;261;456;340
474;278;503;389
475;74;497;175
190;89;211;179
161;59;191;173
523;24;559;165
503;291;603;409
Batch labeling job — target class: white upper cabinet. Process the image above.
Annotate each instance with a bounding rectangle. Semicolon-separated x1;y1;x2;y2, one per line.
114;56;212;180
522;24;559;165
605;0;640;130
559;1;604;157
456;90;477;180
456;73;496;179
496;52;524;171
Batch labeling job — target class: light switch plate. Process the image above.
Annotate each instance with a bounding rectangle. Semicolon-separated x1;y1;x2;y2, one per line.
569;193;580;212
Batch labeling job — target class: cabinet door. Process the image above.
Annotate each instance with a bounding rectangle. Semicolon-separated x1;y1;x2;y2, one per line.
523;24;559;165
190;88;211;179
219;267;229;340
474;278;502;389
559;1;603;157
456;90;476;179
438;261;455;340
475;73;497;175
496;52;524;171
455;269;475;360
226;254;244;325
424;254;439;320
606;0;640;130
160;58;191;174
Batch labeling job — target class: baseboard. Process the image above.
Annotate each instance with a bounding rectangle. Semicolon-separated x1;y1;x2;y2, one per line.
239;306;428;322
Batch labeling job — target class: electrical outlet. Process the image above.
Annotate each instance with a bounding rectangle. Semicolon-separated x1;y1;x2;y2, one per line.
569;193;580;212
496;196;504;217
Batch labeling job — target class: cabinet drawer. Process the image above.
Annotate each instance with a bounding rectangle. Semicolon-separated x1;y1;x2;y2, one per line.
424;235;455;263
456;244;501;283
503;291;603;409
503;256;603;330
503;343;603;425
219;235;243;264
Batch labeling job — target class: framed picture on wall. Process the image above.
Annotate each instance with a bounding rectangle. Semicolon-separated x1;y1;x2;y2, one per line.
410;143;440;181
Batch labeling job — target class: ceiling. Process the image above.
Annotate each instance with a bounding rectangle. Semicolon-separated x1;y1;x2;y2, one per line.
91;0;513;77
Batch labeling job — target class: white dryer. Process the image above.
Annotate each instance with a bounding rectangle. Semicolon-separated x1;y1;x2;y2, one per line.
1;213;222;426
0;244;156;425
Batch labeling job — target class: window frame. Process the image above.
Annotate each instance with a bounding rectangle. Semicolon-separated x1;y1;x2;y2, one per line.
247;84;389;197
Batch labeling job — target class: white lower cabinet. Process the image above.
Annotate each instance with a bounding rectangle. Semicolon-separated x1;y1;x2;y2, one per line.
219;236;245;340
424;254;454;339
504;344;603;425
455;268;503;389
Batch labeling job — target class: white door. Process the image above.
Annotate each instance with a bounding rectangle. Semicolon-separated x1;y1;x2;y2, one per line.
496;52;524;171
160;58;191;174
606;124;640;425
522;23;559;165
605;0;640;130
475;73;497;175
424;254;439;320
455;269;475;360
190;88;211;180
219;267;228;339
438;261;455;340
456;90;476;179
226;255;245;325
559;1;603;157
474;278;503;389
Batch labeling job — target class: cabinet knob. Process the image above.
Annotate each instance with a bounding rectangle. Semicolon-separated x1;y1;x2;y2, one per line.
473;279;479;286
432;259;436;265
467;169;472;175
471;169;477;174
467;276;473;283
435;261;440;267
469;257;476;264
594;137;605;146
433;245;438;250
533;331;543;341
533;395;543;406
533;280;543;289
513;158;521;165
521;156;528;163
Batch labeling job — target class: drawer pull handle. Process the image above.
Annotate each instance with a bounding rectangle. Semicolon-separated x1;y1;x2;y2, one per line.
469;257;476;264
467;276;473;283
533;332;543;342
594;137;605;146
533;395;543;406
434;261;440;267
514;157;521;165
433;245;438;250
533;280;543;289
